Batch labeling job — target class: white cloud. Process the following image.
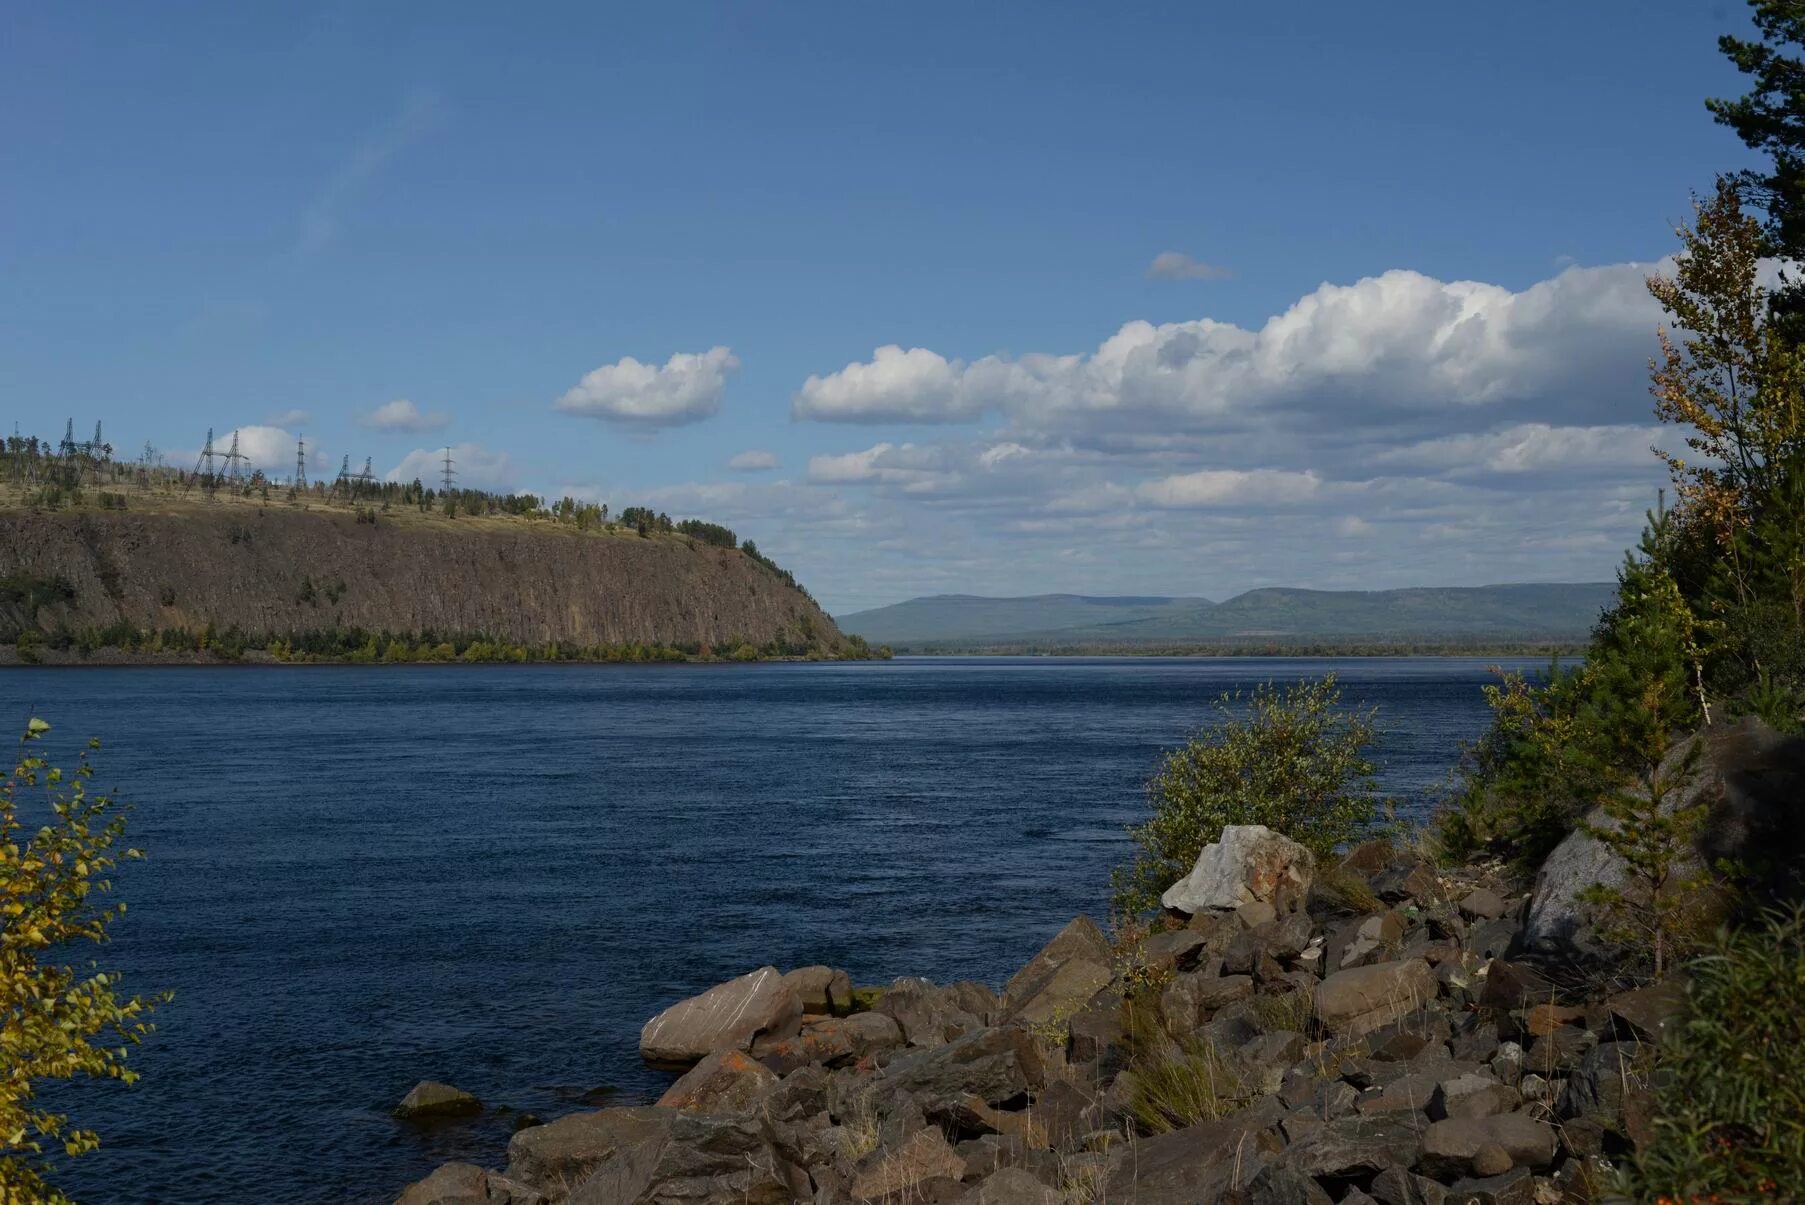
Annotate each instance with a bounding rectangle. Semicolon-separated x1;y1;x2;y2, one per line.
359;398;449;433
789;261;1676;433
1137;468;1324;509
727;449;780;472
1146;251;1233;281
1373;422;1662;476
386;442;516;491
265;408;312;428
554;346;738;427
808;443;900;484
793;345;982;424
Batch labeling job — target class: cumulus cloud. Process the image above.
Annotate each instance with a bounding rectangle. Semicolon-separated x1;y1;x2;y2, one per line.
1372;422;1662;477
727;449;780;472
1146;251;1233;281
554;347;738;427
790;261;1673;434
360;399;448;433
793;346;983;424
265;408;312;428
386;442;515;491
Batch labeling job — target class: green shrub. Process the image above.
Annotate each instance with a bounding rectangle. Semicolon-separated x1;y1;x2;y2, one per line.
1625;906;1805;1199
1111;675;1379;917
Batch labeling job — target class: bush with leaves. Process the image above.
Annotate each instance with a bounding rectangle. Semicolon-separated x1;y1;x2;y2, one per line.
1111;675;1379;917
1;720;166;1203
1624;906;1805;1200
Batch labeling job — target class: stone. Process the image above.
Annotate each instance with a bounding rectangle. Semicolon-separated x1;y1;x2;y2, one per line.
1605;977;1688;1044
1315;958;1438;1036
1446;1167;1535;1205
878;1027;1043;1126
1464;918;1522;963
639;967;802;1067
1341;911;1408;969
754;1011;904;1074
1523;1003;1585;1037
506;1106;674;1189
1559;1041;1652;1125
1459;888;1509;921
1430;1073;1519;1122
953;1167;1059;1205
1342;838;1397;875
1243;1164;1335;1204
1279;1115;1423;1178
567;1111;806;1205
395;1162;547;1205
877;977;985;1048
1418;1114;1558;1178
1371;1165;1451;1205
394;1080;482;1120
1236;899;1279;928
1472;1142;1513;1177
1102;1113;1280;1201
1005;957;1112;1028
1524;1026;1597;1077
1031;1078;1099;1151
781;965;853;1014
655;1048;777;1113
1476;960;1553;1011
1160;972;1253;1034
1160;824;1315;914
1137;928;1211;975
1372;863;1444;905
848;1127;967;1202
1066;998;1125;1065
1005;916;1112;1003
1525;719;1805;954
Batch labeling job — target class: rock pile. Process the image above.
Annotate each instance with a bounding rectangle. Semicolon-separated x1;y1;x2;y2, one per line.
396;825;1673;1203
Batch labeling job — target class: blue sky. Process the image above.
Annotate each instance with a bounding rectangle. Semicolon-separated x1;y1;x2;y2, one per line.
0;1;1760;611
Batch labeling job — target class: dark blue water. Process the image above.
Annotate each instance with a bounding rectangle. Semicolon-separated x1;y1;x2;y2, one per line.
1;657;1527;1203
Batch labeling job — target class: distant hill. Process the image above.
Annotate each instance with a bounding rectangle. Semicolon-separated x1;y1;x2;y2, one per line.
836;584;1618;650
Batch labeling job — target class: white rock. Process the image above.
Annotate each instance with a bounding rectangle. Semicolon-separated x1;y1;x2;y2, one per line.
1160;824;1315;915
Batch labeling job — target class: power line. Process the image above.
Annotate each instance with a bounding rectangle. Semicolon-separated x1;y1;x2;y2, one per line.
441;446;455;493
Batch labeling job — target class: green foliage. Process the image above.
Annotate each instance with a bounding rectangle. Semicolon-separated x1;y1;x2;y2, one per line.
1118;1004;1250;1134
1624;906;1805;1200
1;721;167;1203
1112;675;1379;917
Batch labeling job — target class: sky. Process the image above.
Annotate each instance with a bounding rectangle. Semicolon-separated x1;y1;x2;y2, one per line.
0;1;1767;613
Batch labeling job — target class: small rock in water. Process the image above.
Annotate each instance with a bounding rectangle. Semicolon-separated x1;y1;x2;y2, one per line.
393;1080;482;1120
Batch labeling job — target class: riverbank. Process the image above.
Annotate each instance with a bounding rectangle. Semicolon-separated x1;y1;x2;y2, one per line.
390;828;1648;1203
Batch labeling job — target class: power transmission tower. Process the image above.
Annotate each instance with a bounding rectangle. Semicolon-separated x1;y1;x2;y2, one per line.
60;419;77;459
294;435;308;490
441;446;455;493
189;428;217;494
219;429;250;485
329;454;352;502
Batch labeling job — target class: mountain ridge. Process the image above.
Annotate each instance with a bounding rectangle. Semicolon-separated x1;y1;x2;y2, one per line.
836;583;1617;649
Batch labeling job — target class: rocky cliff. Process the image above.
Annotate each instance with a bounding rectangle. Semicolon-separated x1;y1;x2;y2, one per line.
0;505;849;652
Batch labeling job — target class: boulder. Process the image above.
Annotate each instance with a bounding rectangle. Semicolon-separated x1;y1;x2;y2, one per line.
848;1127;967;1201
1160;825;1315;914
878;1027;1043;1126
1429;1072;1519;1122
755;1011;904;1074
1340;911;1407;970
1559;1041;1652;1125
1605;977;1688;1044
1160;972;1253;1034
1370;1166;1451;1205
1243;1164;1334;1204
639;967;802;1067
654;1048;777;1113
1418;1114;1557;1178
878;977;986;1048
781;965;853;1014
506;1106;674;1189
1005;957;1112;1028
395;1162;547;1205
1315;959;1438;1037
1102;1112;1281;1201
1004;916;1112;1012
566;1111;806;1205
1458;887;1509;921
1137;928;1212;975
1279;1115;1423;1178
393;1080;482;1120
1524;719;1805;955
953;1166;1059;1205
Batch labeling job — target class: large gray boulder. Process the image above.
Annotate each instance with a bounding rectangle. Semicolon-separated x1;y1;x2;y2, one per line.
1003;915;1113;1023
565;1112;807;1204
639;966;802;1067
395;1163;547;1205
1161;825;1315;915
1525;718;1805;954
506;1107;675;1190
1417;1114;1557;1178
393;1080;482;1120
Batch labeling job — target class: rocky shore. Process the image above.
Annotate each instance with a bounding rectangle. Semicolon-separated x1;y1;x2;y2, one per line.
392;818;1672;1204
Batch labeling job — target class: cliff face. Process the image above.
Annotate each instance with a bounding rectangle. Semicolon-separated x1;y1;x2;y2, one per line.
0;506;846;651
